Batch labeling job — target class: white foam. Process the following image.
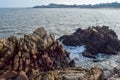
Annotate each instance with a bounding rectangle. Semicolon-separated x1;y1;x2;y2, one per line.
64;45;86;60
64;45;120;70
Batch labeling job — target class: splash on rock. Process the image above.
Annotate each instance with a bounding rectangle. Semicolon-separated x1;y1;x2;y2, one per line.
59;26;120;56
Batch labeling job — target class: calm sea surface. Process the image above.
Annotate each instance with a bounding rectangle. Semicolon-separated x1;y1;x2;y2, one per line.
0;8;120;39
1;8;120;69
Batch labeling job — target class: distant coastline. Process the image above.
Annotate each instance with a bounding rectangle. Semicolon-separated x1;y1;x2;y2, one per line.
33;2;120;8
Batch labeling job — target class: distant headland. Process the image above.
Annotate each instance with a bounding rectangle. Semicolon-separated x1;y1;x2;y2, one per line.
33;2;120;8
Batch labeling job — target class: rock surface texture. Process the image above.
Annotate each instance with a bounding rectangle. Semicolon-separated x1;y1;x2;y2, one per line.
107;65;120;80
59;26;120;57
0;27;72;80
0;27;120;80
30;67;103;80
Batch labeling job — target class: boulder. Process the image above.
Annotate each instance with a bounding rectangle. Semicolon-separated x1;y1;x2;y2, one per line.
59;26;120;57
0;71;17;80
0;27;73;79
107;65;120;80
82;51;96;59
17;71;29;80
31;67;103;80
103;70;114;79
33;27;47;38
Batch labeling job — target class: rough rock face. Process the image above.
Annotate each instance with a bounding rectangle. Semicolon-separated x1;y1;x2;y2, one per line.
30;67;103;80
59;26;120;57
107;65;120;80
0;27;72;80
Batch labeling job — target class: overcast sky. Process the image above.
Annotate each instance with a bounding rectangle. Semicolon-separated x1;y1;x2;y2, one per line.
0;0;120;8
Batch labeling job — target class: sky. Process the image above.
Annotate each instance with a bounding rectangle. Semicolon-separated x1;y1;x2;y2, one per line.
0;0;120;8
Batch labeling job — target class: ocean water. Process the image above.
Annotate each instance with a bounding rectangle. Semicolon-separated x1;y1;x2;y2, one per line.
64;45;120;70
0;8;120;39
1;8;120;69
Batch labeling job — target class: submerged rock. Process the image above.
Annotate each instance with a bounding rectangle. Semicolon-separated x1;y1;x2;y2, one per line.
0;27;72;80
82;51;96;59
59;26;120;57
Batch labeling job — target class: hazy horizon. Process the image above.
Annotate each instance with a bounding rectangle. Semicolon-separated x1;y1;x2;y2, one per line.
0;0;120;8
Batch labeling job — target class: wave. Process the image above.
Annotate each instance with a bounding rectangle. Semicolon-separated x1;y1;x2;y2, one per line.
64;45;120;70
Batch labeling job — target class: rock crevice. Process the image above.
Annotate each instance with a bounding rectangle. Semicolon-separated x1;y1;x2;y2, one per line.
59;26;120;57
0;27;71;80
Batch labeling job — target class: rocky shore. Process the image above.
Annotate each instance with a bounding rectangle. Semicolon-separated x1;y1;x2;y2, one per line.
59;26;120;59
0;27;72;80
0;26;120;80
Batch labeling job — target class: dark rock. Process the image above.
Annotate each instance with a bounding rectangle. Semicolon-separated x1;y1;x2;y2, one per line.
107;65;120;80
113;65;120;75
69;60;75;67
59;26;120;57
93;59;100;62
82;51;96;59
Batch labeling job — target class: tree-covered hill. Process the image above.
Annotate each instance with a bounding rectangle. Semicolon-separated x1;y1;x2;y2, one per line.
33;2;120;8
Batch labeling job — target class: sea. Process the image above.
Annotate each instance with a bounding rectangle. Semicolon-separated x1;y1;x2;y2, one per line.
0;8;120;70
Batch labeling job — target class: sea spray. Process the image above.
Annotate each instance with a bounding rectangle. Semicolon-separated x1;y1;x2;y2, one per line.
64;45;120;70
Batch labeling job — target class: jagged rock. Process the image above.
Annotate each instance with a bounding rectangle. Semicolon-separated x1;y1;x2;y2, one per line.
31;67;103;80
107;65;120;80
0;27;72;79
103;70;114;79
59;26;120;57
17;71;29;80
0;71;17;80
33;27;47;38
113;65;120;74
107;74;120;80
89;67;103;80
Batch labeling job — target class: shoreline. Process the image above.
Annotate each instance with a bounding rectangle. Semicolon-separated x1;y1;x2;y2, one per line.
0;26;120;79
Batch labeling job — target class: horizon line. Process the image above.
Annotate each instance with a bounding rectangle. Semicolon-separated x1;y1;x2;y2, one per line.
0;1;119;8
